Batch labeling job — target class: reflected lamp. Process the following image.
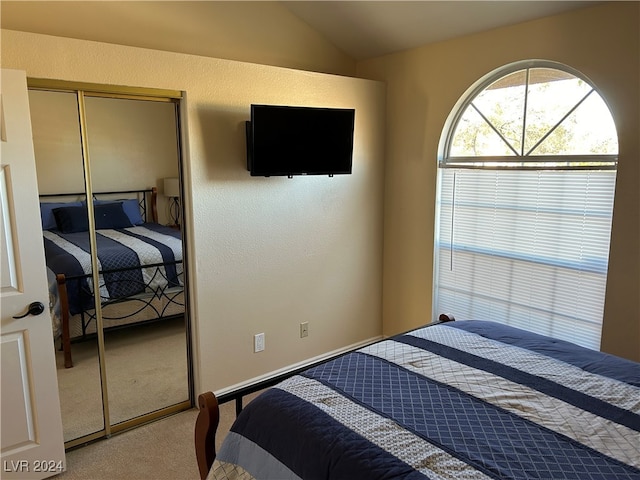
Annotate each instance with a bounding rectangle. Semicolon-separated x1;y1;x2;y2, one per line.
163;177;180;227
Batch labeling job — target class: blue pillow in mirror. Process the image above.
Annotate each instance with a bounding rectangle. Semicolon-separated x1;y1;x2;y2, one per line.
53;203;133;233
120;199;144;225
40;201;82;230
94;203;134;230
92;199;144;225
53;206;89;233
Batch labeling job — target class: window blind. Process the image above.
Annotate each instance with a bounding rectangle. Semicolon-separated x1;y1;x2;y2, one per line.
434;168;616;349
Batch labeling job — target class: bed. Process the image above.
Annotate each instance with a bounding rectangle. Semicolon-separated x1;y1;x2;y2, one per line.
195;317;640;480
41;187;184;368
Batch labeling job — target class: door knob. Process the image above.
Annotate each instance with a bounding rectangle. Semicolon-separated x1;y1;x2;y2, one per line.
12;301;45;319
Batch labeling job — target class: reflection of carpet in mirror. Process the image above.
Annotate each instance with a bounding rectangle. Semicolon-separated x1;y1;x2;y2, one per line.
55;317;189;442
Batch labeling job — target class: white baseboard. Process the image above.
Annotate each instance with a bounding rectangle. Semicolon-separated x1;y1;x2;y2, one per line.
214;335;383;398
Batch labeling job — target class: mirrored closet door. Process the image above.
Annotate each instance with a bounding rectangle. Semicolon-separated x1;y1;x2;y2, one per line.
28;81;192;448
29;89;106;442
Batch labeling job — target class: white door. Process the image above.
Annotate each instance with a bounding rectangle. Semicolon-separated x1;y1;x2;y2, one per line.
0;69;66;478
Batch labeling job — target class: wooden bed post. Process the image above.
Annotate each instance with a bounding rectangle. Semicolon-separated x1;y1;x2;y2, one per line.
195;392;220;480
56;274;73;368
150;186;158;223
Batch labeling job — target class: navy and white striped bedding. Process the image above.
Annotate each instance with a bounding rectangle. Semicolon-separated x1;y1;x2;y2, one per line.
210;321;640;480
43;223;182;316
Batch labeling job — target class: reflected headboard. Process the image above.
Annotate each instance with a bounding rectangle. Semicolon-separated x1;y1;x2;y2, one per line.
38;187;158;230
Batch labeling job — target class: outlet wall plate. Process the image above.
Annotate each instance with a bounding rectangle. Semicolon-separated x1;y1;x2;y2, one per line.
254;333;265;352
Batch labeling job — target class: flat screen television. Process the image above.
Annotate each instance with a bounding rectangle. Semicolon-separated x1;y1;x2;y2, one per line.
246;104;355;177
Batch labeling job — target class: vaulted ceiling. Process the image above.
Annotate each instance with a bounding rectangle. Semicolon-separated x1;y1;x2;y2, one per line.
282;1;599;59
1;1;599;61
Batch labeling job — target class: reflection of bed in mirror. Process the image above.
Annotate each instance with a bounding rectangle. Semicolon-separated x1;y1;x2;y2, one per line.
40;187;184;368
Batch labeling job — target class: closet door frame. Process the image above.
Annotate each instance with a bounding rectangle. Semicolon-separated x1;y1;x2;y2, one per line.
28;79;193;449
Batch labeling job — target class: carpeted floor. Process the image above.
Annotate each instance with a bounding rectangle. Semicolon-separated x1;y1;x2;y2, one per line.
54;408;201;480
54;317;263;480
54;391;258;480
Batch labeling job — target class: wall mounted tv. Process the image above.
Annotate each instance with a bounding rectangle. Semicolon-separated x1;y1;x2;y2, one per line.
246;104;355;177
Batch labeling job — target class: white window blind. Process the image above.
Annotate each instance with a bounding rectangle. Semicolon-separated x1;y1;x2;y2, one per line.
434;168;616;349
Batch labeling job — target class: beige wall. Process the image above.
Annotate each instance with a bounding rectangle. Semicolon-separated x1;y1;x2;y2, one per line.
357;2;640;361
1;30;386;393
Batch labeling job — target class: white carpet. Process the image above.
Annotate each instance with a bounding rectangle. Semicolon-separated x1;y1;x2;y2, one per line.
54;408;200;480
54;389;265;479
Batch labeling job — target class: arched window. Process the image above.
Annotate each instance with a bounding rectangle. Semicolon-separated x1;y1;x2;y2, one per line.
434;60;618;350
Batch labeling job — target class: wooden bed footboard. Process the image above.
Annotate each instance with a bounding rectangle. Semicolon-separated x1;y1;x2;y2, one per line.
57;274;73;368
195;392;220;480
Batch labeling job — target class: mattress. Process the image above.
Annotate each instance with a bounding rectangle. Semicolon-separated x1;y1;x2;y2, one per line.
44;223;183;316
210;320;640;480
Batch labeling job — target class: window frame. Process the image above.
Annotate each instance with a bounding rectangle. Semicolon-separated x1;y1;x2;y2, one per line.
438;59;618;170
432;59;619;347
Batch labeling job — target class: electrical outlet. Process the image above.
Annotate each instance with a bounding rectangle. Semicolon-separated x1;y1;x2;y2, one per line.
300;322;309;338
254;333;265;352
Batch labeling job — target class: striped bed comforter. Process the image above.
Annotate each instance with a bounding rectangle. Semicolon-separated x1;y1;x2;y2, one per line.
43;223;182;316
210;321;640;480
